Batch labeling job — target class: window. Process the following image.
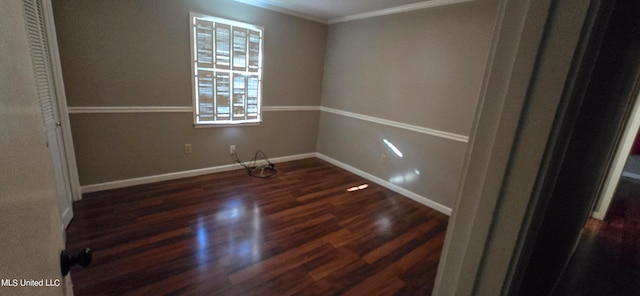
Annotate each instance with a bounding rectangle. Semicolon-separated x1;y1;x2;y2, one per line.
190;13;263;125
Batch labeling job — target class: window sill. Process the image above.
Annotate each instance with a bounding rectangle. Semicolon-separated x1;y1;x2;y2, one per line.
193;121;262;128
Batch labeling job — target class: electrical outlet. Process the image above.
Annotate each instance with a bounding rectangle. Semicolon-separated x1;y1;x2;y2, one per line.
230;145;236;154
184;144;192;154
380;154;387;164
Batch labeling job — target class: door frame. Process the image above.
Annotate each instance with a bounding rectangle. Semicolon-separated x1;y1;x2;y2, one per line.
432;0;597;294
592;91;640;219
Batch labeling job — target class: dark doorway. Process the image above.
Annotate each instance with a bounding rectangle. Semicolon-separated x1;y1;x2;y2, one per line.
514;0;640;294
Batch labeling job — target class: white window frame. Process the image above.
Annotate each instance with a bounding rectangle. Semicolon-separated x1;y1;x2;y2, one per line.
190;13;263;126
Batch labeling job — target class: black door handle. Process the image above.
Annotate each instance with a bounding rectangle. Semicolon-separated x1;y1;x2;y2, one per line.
60;248;92;276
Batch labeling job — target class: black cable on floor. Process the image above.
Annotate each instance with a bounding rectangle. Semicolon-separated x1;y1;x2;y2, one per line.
233;150;279;178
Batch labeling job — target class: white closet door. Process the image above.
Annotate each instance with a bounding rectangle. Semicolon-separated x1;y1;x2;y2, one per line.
23;0;74;227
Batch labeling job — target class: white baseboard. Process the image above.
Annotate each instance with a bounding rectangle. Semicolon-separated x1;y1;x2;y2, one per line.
80;153;316;194
61;207;73;228
80;152;452;216
315;153;452;216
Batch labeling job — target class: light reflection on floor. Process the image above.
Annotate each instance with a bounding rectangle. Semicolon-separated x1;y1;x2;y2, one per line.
195;216;209;265
216;199;245;222
196;198;266;266
375;215;391;234
231;203;262;262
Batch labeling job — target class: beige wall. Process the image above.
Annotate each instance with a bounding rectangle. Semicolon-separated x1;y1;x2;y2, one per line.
0;1;67;295
317;112;468;207
321;1;497;135
54;0;498;210
70;111;319;185
317;1;498;208
53;0;327;185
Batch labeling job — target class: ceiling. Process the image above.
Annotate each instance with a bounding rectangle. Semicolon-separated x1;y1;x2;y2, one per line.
233;0;471;24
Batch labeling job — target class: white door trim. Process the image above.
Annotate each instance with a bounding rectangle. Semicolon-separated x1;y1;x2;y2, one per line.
592;90;640;220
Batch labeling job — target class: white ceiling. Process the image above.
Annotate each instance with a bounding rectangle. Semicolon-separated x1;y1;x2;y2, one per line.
233;0;471;24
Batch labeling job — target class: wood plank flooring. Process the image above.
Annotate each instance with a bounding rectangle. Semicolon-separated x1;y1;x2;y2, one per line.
66;158;448;295
552;177;640;295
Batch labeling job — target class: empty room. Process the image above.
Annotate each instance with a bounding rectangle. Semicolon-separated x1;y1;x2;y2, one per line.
53;0;496;293
2;0;616;295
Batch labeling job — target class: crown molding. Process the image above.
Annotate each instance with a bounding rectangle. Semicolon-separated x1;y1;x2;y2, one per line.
328;0;474;24
233;0;328;24
233;0;474;25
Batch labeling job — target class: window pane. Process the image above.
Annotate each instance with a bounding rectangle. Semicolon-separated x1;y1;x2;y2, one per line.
233;28;247;70
197;70;214;122
215;24;230;69
233;74;246;118
215;72;230;119
247;75;259;119
195;19;213;68
248;30;260;72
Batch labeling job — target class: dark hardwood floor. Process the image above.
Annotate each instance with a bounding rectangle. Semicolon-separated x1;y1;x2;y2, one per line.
553;177;640;296
66;157;448;295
